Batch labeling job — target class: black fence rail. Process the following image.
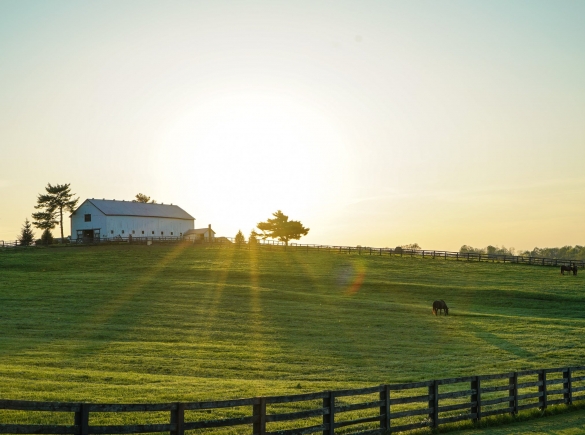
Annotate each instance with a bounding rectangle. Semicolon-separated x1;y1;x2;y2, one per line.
2;366;585;435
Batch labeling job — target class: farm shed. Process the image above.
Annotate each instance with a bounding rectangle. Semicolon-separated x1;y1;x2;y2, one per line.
70;199;195;242
183;227;215;242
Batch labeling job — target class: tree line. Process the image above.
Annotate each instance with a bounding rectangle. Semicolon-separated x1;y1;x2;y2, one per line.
460;244;585;260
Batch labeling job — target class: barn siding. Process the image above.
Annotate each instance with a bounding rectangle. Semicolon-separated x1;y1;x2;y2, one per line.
105;216;192;238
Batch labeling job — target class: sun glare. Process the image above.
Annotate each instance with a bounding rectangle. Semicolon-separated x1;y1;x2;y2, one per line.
158;91;353;233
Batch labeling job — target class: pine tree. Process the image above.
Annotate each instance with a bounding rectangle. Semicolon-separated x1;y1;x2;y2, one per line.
41;229;54;245
32;183;79;240
249;230;259;245
18;218;35;246
235;230;245;245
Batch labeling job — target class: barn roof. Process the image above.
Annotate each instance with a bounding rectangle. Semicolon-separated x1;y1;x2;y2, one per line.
75;199;194;220
184;228;216;235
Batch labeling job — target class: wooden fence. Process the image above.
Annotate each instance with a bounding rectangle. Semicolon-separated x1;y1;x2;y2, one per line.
227;242;585;269
3;366;585;435
2;237;583;269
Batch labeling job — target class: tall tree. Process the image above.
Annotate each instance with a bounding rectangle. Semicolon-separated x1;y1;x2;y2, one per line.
18;218;35;246
134;193;157;203
32;183;79;240
256;210;309;246
31;209;57;235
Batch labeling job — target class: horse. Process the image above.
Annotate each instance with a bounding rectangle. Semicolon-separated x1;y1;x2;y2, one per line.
561;265;578;276
432;300;449;316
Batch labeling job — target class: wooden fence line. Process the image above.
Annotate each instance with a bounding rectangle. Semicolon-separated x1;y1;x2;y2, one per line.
224;242;585;269
3;365;585;435
2;237;583;269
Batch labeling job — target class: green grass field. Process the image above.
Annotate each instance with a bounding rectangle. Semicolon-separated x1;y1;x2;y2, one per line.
1;244;584;432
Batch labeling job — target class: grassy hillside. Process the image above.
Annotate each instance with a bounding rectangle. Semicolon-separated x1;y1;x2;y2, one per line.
1;244;584;402
1;244;585;432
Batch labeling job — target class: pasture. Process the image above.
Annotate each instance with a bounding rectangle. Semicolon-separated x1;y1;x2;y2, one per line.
1;244;584;432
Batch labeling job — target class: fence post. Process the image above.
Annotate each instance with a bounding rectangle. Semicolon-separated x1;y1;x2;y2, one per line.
170;403;185;435
253;397;266;435
323;391;335;435
509;372;518;415
564;368;573;405
471;376;481;422
539;370;547;411
380;385;390;432
75;403;89;435
429;380;438;429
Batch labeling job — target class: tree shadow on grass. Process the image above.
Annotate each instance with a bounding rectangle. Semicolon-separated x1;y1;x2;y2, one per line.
470;328;534;359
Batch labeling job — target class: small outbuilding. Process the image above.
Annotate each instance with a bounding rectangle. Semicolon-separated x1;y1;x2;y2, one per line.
70;199;195;242
183;226;216;243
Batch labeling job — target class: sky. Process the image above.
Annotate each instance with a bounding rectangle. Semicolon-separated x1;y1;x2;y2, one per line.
1;0;583;251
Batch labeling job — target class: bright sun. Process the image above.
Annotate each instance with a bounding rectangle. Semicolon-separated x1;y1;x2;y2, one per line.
156;91;354;234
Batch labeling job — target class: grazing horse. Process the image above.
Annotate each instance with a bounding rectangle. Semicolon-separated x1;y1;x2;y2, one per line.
432;300;449;316
561;265;578;276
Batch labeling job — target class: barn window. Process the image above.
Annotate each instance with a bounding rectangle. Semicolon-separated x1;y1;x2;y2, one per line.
121;230;124;234
161;231;164;235
171;232;173;235
142;231;144;234
111;230;114;234
152;231;154;234
132;230;135;234
84;214;91;222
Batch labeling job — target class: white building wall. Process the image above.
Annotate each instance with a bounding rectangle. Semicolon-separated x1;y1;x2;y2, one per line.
70;202;107;240
104;216;193;238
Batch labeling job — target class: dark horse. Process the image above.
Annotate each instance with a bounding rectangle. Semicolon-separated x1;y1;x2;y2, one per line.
432;300;449;316
561;265;578;276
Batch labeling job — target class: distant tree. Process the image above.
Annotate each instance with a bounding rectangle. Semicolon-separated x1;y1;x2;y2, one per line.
460;245;515;256
134;193;157;203
486;245;515;256
40;229;54;245
235;230;245;245
32;183;79;240
249;230;259;245
18;218;35;246
401;243;421;250
256;210;309;246
460;245;478;254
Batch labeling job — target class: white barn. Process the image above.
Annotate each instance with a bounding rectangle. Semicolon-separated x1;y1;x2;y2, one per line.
70;199;195;242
